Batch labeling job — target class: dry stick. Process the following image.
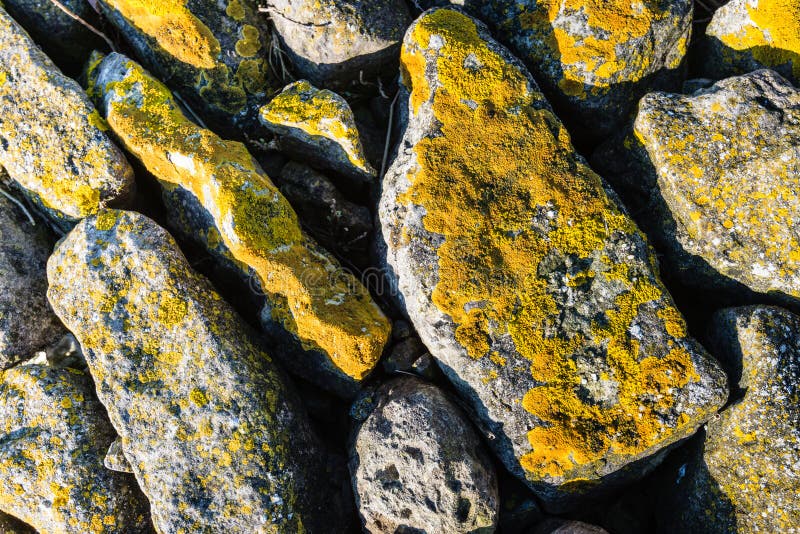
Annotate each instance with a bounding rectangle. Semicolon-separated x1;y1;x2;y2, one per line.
0;188;35;226
47;0;117;52
380;91;400;179
174;92;208;130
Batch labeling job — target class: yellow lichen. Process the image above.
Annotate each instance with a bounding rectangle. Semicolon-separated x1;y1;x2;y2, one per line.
235;25;261;57
105;0;221;69
401;9;703;481
98;62;390;380
225;0;245;21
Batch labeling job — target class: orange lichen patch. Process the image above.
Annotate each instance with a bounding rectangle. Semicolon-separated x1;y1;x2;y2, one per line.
401;10;703;480
715;0;800;80
105;0;221;69
518;0;673;95
98;61;389;380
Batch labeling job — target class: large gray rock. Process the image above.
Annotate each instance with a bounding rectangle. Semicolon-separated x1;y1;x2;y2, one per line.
267;0;411;89
349;377;499;533
628;70;800;302
0;183;64;368
0;363;151;533
0;7;134;228
413;0;692;143
379;8;728;510
47;209;351;533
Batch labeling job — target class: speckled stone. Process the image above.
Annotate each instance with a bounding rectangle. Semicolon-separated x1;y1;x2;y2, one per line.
267;0;411;89
349;377;499;533
378;8;728;510
46;209;351;533
0;8;134;227
0;363;151;533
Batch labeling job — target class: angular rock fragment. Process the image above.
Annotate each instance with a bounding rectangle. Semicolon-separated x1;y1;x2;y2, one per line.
47;209;351;533
90;53;390;397
414;0;692;142
533;519;610;534
379;8;728;509
704;0;800;85
2;0;105;72
104;438;133;474
0;184;64;368
0;8;134;227
657;306;800;533
0;364;151;533
95;0;276;136
267;0;411;89
260;80;377;185
350;377;499;533
632;70;800;301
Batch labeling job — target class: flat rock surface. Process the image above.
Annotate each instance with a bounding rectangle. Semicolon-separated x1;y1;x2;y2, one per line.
350;377;498;533
47;209;350;533
0;363;151;533
379;8;728;509
0;8;134;226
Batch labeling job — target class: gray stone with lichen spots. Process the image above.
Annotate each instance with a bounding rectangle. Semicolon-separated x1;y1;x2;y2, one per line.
104;437;133;474
267;0;411;89
46;209;351;534
349;377;499;533
378;8;727;511
0;183;64;369
0;363;151;533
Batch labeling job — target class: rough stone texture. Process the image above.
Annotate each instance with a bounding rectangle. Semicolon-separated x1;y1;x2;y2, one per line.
260;80;377;186
349;377;499;533
277;161;373;268
379;8;728;509
0;363;151;533
1;0;104;73
0;8;134;227
104;438;133;474
0;186;64;369
631;70;800;302
532;519;610;534
47;209;351;533
267;0;411;89
89;53;391;397
704;0;800;85
414;0;692;143
95;0;277;138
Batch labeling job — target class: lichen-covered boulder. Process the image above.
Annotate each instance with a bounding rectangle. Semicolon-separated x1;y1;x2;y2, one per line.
267;0;411;89
0;184;64;369
349;377;499;533
0;363;151;533
95;0;277;137
379;8;728;509
704;0;800;85
260;80;377;185
632;69;800;301
656;306;800;533
46;209;352;533
415;0;692;143
89;53;391;397
0;8;134;227
1;0;105;73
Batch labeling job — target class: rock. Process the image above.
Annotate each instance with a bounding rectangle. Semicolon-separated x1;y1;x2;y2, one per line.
703;0;800;85
631;69;800;301
532;518;609;534
1;0;105;73
260;80;377;187
0;8;134;227
104;438;133;474
47;209;352;533
0;363;151;533
379;8;728;509
94;0;277;137
0;185;64;368
0;511;34;534
414;0;692;143
277;161;373;268
382;336;428;374
267;0;411;89
89;53;391;397
349;377;499;533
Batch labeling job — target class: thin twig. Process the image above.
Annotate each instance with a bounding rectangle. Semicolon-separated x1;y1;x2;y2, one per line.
48;0;116;52
380;90;400;179
174;92;207;129
0;187;35;225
